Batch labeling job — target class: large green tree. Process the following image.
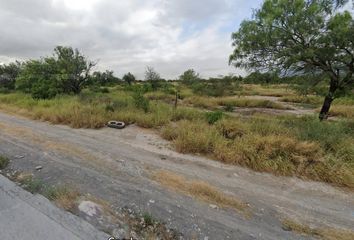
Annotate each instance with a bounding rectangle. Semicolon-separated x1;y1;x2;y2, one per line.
179;69;200;85
54;46;96;94
16;46;95;98
230;0;354;120
0;62;22;90
122;72;136;85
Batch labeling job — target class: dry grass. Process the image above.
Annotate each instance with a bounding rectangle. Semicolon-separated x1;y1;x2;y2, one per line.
183;96;218;109
215;97;289;109
183;95;289;110
162;120;221;154
280;95;322;105
144;91;176;103
45;186;81;211
14;172;80;210
1;90;353;188
282;219;354;240
152;170;248;214
241;84;294;97
214;134;323;175
329;105;354;119
161;117;354;188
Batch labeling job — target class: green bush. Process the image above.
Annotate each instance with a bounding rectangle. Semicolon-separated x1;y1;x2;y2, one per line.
205;111;224;124
133;91;150;113
0;156;9;169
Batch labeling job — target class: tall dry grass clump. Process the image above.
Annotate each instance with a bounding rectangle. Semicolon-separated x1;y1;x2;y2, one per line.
162;120;221;154
161;115;354;188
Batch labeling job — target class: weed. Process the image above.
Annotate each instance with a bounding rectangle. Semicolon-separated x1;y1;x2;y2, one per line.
44;185;80;211
329;105;354;119
280;95;322;105
133;91;150;113
0;155;9;169
143;212;155;226
223;103;234;112
205;111;223;124
282;218;354;240
17;175;44;194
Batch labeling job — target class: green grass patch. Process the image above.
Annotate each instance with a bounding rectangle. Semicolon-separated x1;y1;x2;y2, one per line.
0;156;9;169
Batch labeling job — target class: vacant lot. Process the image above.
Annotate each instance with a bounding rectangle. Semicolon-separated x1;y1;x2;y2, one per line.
0;83;353;188
0;110;353;239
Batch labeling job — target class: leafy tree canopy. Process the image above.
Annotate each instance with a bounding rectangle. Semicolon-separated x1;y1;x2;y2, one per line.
16;46;95;98
123;72;136;85
145;66;161;90
230;0;354;120
179;69;200;85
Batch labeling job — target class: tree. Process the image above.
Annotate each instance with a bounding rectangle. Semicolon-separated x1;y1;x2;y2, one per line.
16;46;95;98
16;59;60;99
91;70;119;86
0;62;22;90
179;69;200;85
230;0;354;120
54;46;96;94
123;72;136;85
145;66;160;90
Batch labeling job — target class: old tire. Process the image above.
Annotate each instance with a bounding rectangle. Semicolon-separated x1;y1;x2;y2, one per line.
107;121;126;129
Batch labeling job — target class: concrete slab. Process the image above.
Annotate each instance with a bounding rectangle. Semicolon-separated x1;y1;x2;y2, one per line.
0;175;110;240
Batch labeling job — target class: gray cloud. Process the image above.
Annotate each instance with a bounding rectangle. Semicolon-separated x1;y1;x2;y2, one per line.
0;0;261;78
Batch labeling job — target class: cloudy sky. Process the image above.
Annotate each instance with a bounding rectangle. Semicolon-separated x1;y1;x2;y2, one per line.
0;0;263;79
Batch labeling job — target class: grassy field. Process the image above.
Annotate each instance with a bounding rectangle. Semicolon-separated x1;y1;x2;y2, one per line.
0;84;353;188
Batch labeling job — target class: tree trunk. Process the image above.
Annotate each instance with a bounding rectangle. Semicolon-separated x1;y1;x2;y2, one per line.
319;95;333;121
174;91;178;109
319;79;337;121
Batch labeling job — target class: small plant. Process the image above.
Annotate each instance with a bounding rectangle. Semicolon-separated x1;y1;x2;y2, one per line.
43;185;80;211
143;212;154;226
223;103;234;112
105;103;115;112
100;87;109;93
205;111;223;124
20;176;44;194
133;91;150;113
0;156;9;169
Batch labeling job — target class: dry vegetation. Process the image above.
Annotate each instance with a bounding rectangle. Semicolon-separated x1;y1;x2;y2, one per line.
0;155;9;169
329;105;354;119
162;116;354;188
282;219;354;240
13;172;80;211
183;96;289;110
0;84;353;188
152;170;248;215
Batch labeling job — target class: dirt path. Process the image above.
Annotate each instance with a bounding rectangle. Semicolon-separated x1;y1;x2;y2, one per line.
0;111;353;239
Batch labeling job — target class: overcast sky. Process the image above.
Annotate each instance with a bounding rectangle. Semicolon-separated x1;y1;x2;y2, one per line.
0;0;263;79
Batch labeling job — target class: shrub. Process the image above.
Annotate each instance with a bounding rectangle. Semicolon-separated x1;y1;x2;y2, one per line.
205;111;223;124
143;212;155;226
133;91;150;113
0;156;9;169
163;120;222;154
215;119;248;139
18;176;44;194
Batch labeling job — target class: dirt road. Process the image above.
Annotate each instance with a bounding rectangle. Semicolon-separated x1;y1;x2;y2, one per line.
0;111;353;239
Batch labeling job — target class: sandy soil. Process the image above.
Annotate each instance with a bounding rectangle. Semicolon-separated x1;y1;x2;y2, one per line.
0;111;353;239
